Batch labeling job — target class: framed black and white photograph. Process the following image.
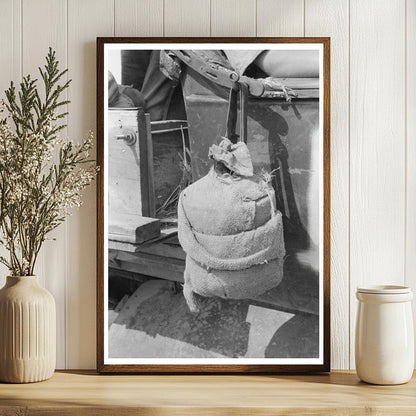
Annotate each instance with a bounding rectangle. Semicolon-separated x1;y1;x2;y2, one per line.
96;37;330;373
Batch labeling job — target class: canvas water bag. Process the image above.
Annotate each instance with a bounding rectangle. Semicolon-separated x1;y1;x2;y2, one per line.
178;138;285;312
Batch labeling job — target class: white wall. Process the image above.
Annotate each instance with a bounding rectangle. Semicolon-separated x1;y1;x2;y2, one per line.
0;0;414;370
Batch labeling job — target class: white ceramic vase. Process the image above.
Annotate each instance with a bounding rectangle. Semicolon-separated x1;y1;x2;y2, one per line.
355;285;414;385
0;276;56;383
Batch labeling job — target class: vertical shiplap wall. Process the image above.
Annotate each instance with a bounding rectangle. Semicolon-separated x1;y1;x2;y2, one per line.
0;0;414;369
407;0;416;371
305;0;350;370
23;0;69;368
66;0;114;370
349;0;406;368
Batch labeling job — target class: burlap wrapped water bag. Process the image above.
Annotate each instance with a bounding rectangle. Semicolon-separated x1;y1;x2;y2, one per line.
178;138;285;312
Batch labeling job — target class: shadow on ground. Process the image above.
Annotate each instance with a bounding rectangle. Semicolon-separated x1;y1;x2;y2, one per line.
110;279;319;359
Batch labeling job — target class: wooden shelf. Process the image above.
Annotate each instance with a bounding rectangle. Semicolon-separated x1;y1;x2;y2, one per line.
0;371;415;415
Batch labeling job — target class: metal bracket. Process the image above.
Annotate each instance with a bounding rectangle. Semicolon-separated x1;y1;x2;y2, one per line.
116;129;137;146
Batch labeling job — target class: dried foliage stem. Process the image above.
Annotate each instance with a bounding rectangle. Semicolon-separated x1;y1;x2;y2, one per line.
0;48;96;276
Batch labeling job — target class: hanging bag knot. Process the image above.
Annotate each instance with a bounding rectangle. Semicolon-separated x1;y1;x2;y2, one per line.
208;137;254;177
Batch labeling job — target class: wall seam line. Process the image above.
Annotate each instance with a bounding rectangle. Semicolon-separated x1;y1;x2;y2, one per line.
113;0;116;37
20;0;23;80
65;0;69;370
12;0;15;79
348;0;352;370
162;0;165;37
404;0;407;287
303;0;306;37
210;0;212;37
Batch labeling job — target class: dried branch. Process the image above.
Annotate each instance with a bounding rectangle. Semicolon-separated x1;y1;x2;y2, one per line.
0;49;96;276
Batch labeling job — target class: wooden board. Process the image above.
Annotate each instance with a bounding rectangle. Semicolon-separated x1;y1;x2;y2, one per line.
66;0;114;370
0;0;21;289
305;0;350;372
115;0;163;37
109;249;184;283
164;0;210;37
211;0;256;37
109;214;160;244
108;243;319;315
406;0;416;366
22;0;68;370
257;0;304;37
349;0;406;369
108;108;153;218
0;371;415;415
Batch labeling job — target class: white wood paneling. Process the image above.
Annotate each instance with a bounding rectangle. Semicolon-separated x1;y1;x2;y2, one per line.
115;0;163;36
0;0;21;287
349;0;406;368
305;0;350;370
164;0;210;36
66;0;114;370
406;0;416;364
257;0;304;37
211;0;256;37
0;0;21;99
21;0;68;369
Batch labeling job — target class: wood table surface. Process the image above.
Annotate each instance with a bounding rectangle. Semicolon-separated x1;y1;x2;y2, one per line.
0;370;415;415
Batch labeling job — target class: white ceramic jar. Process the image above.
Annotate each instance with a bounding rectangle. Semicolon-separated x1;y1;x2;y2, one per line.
355;285;414;385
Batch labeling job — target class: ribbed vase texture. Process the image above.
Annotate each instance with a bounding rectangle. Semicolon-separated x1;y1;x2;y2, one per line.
0;276;56;383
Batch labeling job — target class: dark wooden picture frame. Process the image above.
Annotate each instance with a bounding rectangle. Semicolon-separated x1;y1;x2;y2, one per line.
97;37;330;373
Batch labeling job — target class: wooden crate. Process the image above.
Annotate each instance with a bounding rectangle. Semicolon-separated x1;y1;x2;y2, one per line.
108;108;154;220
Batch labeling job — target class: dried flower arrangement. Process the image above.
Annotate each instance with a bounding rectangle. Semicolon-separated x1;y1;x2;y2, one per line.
0;49;96;276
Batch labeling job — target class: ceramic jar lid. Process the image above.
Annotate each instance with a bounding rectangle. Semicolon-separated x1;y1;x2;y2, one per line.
356;285;413;303
357;285;411;294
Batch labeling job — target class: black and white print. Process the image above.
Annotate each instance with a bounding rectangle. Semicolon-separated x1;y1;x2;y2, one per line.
103;43;324;365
